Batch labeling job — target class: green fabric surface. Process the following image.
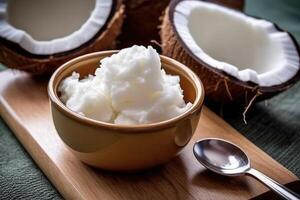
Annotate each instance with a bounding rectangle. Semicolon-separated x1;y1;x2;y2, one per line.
0;0;300;199
0;118;61;199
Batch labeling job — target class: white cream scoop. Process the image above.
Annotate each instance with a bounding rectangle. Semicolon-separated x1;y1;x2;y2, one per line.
59;45;192;125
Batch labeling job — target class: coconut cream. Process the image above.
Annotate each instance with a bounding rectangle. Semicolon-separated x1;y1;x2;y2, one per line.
58;45;192;125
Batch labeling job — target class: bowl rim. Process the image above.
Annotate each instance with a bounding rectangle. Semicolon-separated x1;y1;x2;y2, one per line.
48;50;205;133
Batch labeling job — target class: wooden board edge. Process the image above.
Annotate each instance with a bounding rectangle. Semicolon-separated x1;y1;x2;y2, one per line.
0;96;81;199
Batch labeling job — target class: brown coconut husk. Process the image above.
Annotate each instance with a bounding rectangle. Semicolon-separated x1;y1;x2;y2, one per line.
117;0;170;48
161;1;300;116
0;0;124;75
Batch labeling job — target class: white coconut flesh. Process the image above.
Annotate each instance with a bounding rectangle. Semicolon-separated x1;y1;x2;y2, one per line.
172;1;300;87
0;0;113;55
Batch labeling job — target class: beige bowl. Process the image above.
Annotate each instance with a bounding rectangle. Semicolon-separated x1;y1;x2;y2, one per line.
48;51;204;171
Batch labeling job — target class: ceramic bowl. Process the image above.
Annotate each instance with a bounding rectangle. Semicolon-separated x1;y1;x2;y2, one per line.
48;51;204;171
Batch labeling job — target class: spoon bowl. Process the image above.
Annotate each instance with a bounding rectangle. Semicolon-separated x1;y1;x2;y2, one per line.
193;138;300;200
193;138;250;176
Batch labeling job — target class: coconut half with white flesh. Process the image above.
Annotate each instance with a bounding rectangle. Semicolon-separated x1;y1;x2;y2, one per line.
161;0;300;108
0;0;124;74
117;0;243;48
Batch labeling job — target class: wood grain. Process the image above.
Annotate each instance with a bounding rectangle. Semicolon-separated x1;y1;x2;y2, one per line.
0;69;297;200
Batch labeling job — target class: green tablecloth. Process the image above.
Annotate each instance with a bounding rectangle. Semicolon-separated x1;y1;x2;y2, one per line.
0;0;299;199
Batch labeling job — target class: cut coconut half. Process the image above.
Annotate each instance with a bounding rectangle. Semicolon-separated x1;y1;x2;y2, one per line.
0;0;124;74
161;0;300;106
117;0;244;48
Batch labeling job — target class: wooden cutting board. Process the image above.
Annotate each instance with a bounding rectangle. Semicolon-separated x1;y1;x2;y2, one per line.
0;69;298;200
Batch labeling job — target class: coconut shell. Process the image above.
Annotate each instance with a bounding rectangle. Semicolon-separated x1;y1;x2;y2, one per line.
117;0;170;48
161;3;300;108
0;0;124;75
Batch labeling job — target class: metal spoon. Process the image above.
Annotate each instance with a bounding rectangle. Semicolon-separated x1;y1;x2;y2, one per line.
193;138;300;200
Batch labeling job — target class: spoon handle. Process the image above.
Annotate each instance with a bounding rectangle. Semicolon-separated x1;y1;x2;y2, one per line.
246;168;300;200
